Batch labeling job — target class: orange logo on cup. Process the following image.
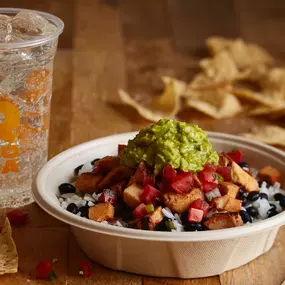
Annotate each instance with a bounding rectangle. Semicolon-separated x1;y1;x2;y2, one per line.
0;100;20;173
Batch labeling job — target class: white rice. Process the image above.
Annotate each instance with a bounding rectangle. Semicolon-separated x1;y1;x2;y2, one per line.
88;201;95;207
92;192;102;202
78;161;93;176
83;194;96;202
61;201;67;209
162;208;175;219
61;193;76;199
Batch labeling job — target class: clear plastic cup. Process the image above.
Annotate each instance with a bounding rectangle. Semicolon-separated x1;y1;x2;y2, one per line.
0;8;64;207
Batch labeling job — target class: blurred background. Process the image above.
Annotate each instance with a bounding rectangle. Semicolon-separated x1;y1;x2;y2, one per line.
2;0;285;155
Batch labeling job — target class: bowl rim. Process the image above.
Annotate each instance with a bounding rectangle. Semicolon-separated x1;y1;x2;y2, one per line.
34;131;285;242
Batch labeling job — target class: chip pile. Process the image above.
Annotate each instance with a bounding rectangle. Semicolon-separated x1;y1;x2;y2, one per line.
119;37;285;146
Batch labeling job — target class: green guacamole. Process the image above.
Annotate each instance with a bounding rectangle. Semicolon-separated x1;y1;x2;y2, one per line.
120;119;219;174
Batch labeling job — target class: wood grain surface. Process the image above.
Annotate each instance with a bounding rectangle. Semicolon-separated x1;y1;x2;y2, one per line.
1;0;285;284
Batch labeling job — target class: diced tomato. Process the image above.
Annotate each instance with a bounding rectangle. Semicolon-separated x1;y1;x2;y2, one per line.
118;144;127;156
191;199;210;217
227;149;242;164
143;174;155;187
202;181;217;192
36;259;54;279
187;208;204;223
98;189;117;205
132;203;147;219
140;184;161;205
217;166;232;182
79;260;93;277
198;168;218;192
203;164;217;172
198;169;216;184
170;171;194;194
162;164;177;182
7;209;28;226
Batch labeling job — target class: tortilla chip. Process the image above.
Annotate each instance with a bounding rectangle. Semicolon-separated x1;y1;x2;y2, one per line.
0;218;18;275
186;90;242;119
206;36;233;55
119;80;179;122
232;87;278;107
249;104;285;117
161;76;187;97
188;73;231;93
206;37;274;70
261;68;285;100
199;51;243;82
241;125;285;147
229;40;273;70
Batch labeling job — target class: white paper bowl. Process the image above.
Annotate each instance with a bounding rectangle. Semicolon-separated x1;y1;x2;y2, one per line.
33;132;285;278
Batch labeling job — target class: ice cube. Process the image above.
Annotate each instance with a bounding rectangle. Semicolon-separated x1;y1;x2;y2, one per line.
0;14;11;30
11;10;54;36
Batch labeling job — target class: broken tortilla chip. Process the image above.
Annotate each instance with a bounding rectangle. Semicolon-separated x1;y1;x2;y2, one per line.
119;80;179;122
241;125;285;147
199;51;243;82
0;217;18;275
186;90;242;119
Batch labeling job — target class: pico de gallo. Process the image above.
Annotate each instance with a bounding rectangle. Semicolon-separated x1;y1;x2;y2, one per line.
57;119;285;231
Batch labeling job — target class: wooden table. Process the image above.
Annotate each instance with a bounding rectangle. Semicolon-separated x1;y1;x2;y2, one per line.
1;0;285;284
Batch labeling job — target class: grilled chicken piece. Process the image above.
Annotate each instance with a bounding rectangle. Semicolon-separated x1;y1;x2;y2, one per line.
258;166;281;184
204;213;243;230
97;165;134;190
88;202;115;222
163;188;204;214
231;161;258;192
219;182;239;198
123;183;143;209
138;207;163;230
75;173;103;193
95;156;120;173
211;195;241;212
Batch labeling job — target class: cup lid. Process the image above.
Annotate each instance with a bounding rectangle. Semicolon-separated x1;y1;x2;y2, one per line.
0;8;64;49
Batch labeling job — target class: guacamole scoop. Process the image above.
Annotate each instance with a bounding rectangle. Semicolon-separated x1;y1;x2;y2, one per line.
120;119;219;174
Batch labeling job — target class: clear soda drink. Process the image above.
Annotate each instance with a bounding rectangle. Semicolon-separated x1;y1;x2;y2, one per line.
0;9;63;207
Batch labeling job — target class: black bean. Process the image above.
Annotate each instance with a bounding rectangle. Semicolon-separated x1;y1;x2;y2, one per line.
274;193;285;202
180;211;188;224
259;193;268;200
67;203;78;214
184;223;204;232
74;164;83;176
59;183;76;195
267;208;278;218
79;206;89;218
239;210;252;223
241;197;248;206
246;207;258;218
115;202;133;221
247;191;260;202
238;162;249;168
91;158;100;165
279;196;285;208
269;203;277;211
